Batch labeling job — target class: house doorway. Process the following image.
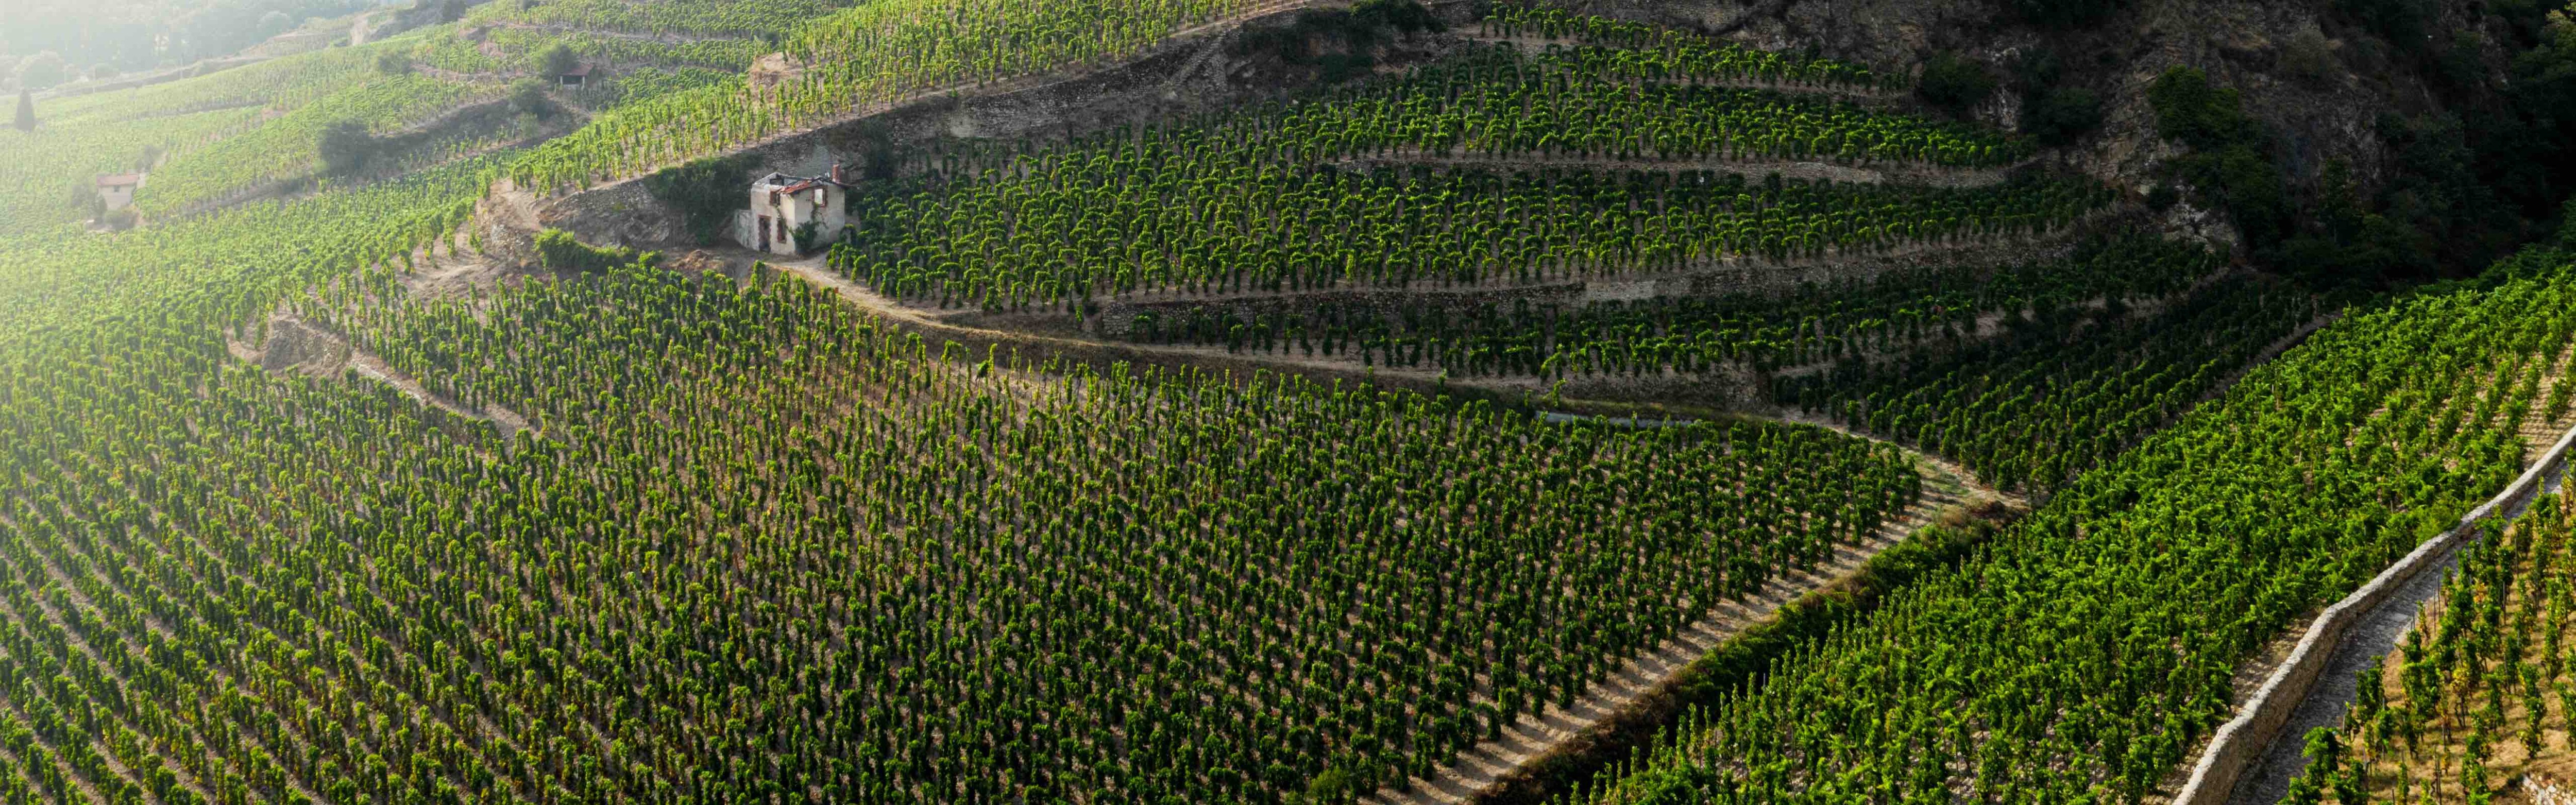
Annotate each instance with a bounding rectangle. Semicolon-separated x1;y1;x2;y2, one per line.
758;216;772;250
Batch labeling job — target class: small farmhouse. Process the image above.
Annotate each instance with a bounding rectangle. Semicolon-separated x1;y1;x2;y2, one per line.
557;63;593;90
96;174;144;213
734;168;852;257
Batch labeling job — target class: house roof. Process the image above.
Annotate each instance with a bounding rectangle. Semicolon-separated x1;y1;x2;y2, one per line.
97;174;142;188
560;64;594;78
754;172;850;193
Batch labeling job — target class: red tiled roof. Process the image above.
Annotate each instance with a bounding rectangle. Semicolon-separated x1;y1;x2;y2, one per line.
97;174;142;187
561;64;594;77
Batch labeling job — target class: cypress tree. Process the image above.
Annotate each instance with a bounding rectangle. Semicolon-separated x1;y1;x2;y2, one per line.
12;90;31;132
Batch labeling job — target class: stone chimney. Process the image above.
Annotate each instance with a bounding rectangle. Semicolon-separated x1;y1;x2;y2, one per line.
831;163;845;184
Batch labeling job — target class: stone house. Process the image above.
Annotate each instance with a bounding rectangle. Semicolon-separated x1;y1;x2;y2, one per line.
96;174;143;212
734;167;852;257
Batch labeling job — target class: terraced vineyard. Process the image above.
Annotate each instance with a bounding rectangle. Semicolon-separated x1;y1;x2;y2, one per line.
504;0;1286;192
15;2;2576;805
0;247;1930;802
1120;236;2307;495
1771;271;2322;492
2285;492;2576;804
1563;248;2576;804
825;24;2089;310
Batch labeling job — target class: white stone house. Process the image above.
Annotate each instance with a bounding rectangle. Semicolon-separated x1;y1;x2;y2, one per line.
733;168;851;257
96;174;144;212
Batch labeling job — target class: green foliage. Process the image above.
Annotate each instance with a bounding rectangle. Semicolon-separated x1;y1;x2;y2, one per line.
1916;52;1996;116
2281;26;2344;85
2277;160;2437;289
532;228;649;271
1576;250;2576;805
2149;67;2294;250
1301;765;1359;804
834;32;2053;310
2007;0;2122;28
508;78;552;118
376;49;412;75
2146;66;2255;150
2284;493;2576;802
1482;3;1889;90
640;152;759;245
1778;270;2317;493
1350;0;1443;36
14;52;68;91
540;42;580;76
2023;87;2102;145
1235;0;1440;83
1623;764;1724;805
791;219;821;253
219;259;1913;803
2146;184;2180;211
844;165;2101;309
316;119;377;175
2340;0;2431;48
510;0;1282;191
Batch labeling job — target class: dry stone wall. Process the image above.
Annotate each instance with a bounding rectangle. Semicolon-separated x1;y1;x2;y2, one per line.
2172;419;2576;805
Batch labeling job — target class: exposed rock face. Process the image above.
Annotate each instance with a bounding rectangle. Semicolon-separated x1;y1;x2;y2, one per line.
1583;0;2492;252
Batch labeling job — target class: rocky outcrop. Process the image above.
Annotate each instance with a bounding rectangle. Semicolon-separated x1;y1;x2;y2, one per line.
1574;0;2498;252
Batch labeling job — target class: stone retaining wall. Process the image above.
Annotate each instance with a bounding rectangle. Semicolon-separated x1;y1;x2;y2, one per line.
2171;419;2576;805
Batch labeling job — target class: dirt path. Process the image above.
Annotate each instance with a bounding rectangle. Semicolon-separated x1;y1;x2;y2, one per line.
346;350;537;439
227;311;536;440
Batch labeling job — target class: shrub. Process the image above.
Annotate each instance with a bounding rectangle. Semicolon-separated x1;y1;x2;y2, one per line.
2340;0;2430;47
541;44;580;78
641;153;760;246
317;122;378;175
2008;0;2122;27
2149;68;2295;252
1350;0;1443;36
534;229;653;272
509;79;553;119
2024;87;2102;145
14;52;66;91
2146;66;2253;150
1236;0;1440;78
1916;52;1996;116
2146;184;2180;211
2281;25;2342;85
